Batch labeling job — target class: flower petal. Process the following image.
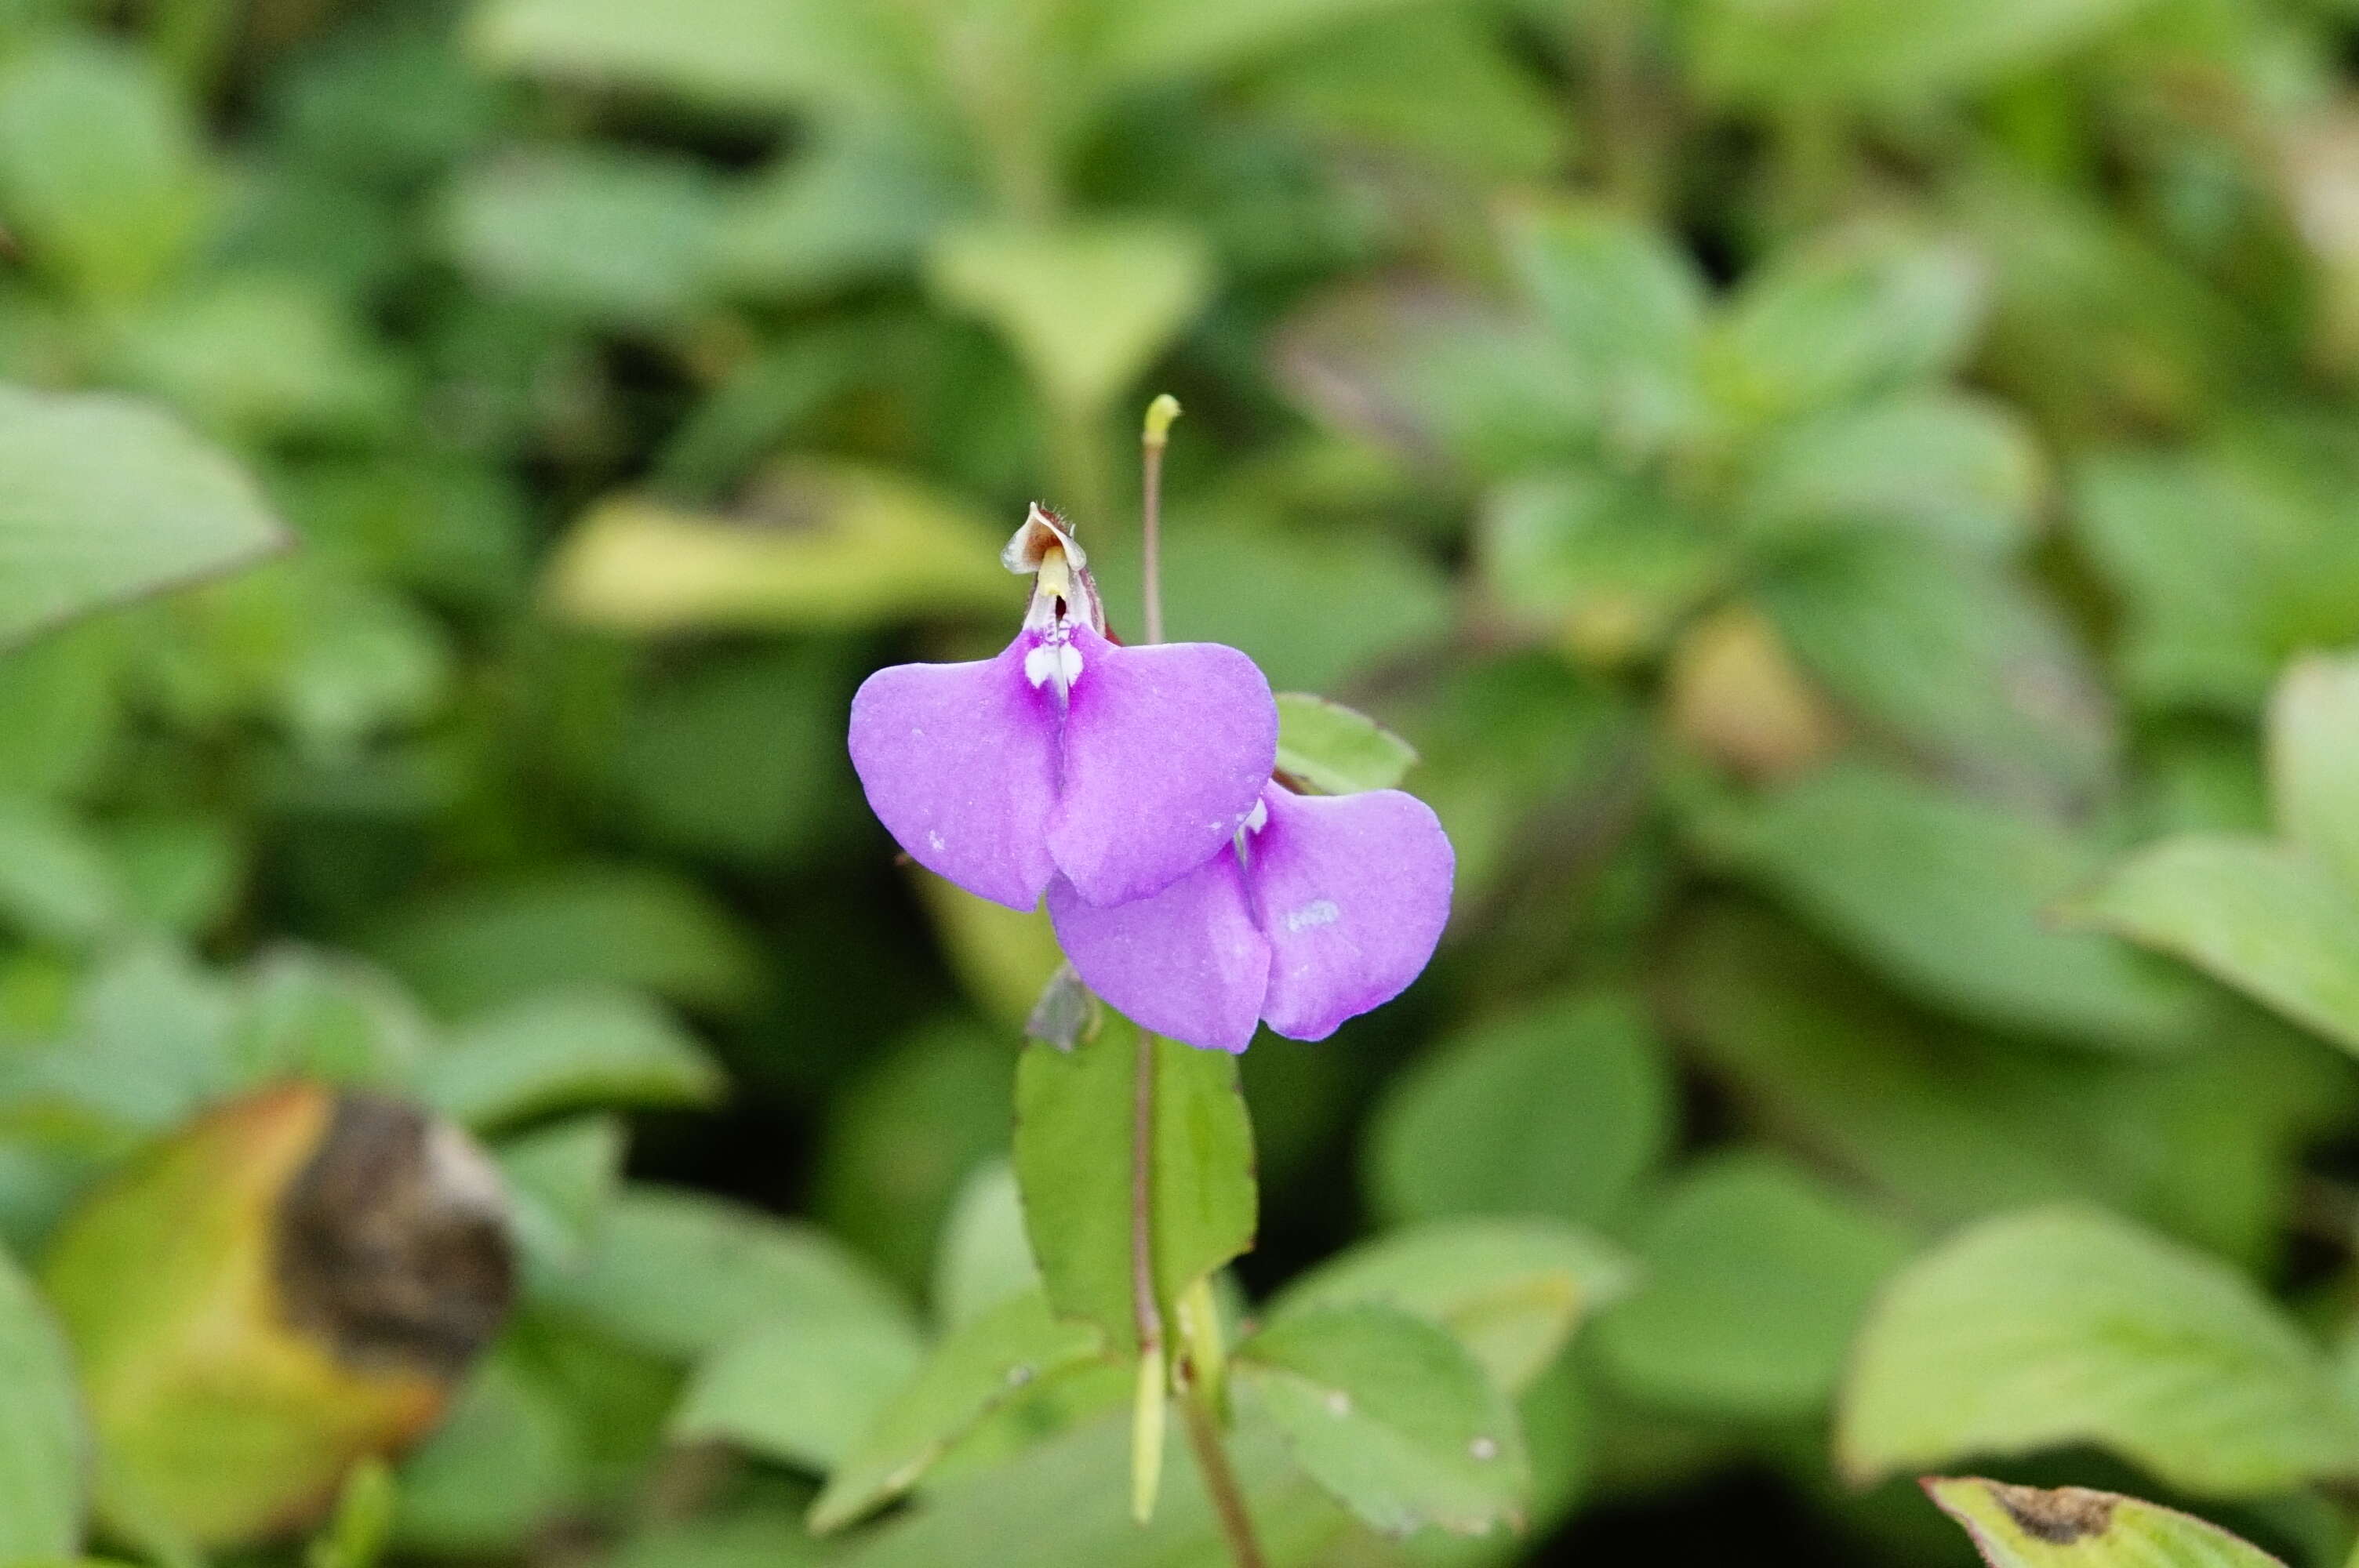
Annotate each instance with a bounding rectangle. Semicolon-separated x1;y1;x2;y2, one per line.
1251;787;1454;1041
1049;626;1277;907
1049;858;1270;1054
847;636;1057;911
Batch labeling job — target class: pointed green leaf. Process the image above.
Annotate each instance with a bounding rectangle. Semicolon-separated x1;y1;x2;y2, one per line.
1012;1019;1256;1354
1275;692;1418;796
927;221;1210;414
671;1312;927;1480
1757;538;2116;815
1597;1152;1912;1417
467;0;901;115
493;1115;624;1278
1925;1477;2286;1568
1840;1207;2359;1495
1238;1302;1528;1537
1367;993;1672;1228
2076;836;2359;1058
1717;764;2197;1050
808;1290;1107;1533
539;1185;916;1361
0;387;289;645
1274;1218;1634;1393
416;986;722;1132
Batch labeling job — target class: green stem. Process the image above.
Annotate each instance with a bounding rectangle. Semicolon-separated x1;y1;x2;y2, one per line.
1129;1027;1166;1522
1178;1383;1268;1568
1140;395;1180;646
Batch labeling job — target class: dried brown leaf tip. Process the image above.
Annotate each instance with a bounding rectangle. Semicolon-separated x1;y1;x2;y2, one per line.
1985;1483;2117;1545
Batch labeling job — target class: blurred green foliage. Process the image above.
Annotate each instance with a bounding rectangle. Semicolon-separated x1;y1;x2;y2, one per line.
9;0;2359;1563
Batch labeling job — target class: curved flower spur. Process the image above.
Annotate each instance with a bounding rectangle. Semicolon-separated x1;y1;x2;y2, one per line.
848;505;1278;912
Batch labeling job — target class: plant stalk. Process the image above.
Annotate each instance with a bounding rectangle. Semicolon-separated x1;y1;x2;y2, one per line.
1129;1026;1166;1522
1179;1381;1269;1568
1140;394;1181;645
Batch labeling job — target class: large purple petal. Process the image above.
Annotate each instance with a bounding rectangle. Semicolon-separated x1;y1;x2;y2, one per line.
1049;858;1270;1054
847;636;1057;911
1048;626;1276;907
1250;787;1454;1041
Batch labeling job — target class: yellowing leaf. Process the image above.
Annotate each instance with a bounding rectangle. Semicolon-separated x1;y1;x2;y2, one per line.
543;463;1012;633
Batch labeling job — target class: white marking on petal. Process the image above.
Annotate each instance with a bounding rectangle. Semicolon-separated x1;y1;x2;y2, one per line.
1243;799;1268;834
1282;898;1341;933
928;831;945;851
1023;644;1056;688
1055;642;1083;688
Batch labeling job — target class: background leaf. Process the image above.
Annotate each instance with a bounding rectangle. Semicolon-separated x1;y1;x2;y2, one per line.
0;387;288;644
1238;1302;1528;1537
1839;1207;2359;1495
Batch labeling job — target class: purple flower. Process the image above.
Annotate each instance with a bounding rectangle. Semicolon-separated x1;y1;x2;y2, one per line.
849;506;1278;911
1049;782;1454;1053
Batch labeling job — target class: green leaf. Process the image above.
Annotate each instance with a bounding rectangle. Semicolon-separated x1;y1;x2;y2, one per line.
836;1407;1344;1568
1274;692;1417;795
0;387;289;646
0;1238;82;1559
366;865;761;1018
493;1115;624;1279
1274;283;1596;477
2074;836;2359;1058
609;1504;833;1568
1087;0;1426;84
0;796;129;946
931;1160;1041;1331
228;948;433;1091
466;0;903;114
671;1309;928;1479
808;1289;1108;1533
1238;1303;1528;1537
394;1351;583;1553
114;278;405;443
2268;650;2359;893
1243;8;1563;182
1595;1152;1912;1418
0;38;210;301
1838;1207;2359;1495
1477;470;1725;665
1717;764;2198;1050
2069;446;2359;715
714;129;973;300
1499;202;1708;454
816;1022;1016;1293
1012;1020;1256;1354
1273;1218;1634;1393
1925;1476;2287;1568
926;221;1211;414
540;1185;917;1362
442;147;729;327
1714;230;1985;417
1366;993;1672;1229
1739;392;2044;554
415;985;722;1131
1664;906;2350;1263
543;463;1013;633
1688;0;2146;110
1757;536;2116;814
